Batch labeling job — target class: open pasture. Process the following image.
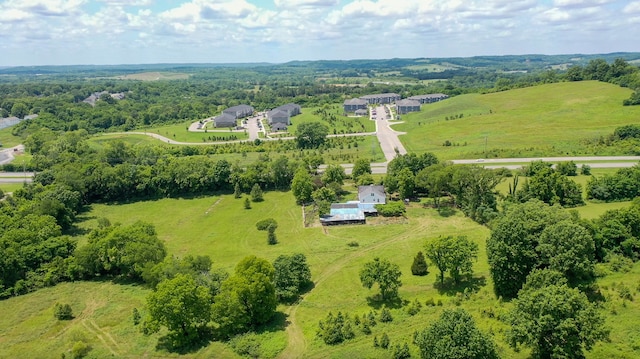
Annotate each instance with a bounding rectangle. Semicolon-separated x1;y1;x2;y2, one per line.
396;81;640;160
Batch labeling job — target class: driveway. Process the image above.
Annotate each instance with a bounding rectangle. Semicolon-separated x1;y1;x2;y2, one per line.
373;105;407;162
245;113;264;141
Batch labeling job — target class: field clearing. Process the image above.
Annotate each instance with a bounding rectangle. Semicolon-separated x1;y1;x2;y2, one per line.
395;81;640;160
111;72;190;81
0;182;23;193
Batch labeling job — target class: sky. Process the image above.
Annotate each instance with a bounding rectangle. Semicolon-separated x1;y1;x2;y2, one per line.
0;0;639;66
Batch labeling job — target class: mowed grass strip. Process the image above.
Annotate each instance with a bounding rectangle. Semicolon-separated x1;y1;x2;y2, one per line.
0;127;22;148
396;81;640;159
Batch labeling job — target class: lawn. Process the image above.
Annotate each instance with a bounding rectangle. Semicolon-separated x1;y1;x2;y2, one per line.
141;122;249;142
395;81;640;160
0;127;22;148
280;105;376;136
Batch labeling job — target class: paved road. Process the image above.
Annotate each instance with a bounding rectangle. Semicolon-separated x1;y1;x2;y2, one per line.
0;172;33;184
0;145;25;165
244;113;264;141
372;105;407;162
452;156;640;164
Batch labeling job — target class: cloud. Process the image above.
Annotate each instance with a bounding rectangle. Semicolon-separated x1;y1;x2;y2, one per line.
96;0;153;5
552;0;613;8
3;0;87;17
274;0;338;7
624;1;640;14
0;9;33;22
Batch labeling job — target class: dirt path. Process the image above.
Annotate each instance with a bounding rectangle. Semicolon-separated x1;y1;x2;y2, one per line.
277;214;428;358
82;320;120;356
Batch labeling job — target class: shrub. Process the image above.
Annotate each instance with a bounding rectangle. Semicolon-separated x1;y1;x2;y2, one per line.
244;198;251;209
581;164;592;175
391;342;411;359
406;298;422;316
54;303;73;320
380;333;390;349
411;251;428;276
379;306;393;323
347;241;359;247
256;218;278;231
425;298;435;306
230;333;262;358
376;202;406;217
132;308;141;325
250;183;264;202
71;341;90;359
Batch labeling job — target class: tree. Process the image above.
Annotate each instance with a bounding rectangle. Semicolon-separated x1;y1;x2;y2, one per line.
250;183;263;202
295;122;329;149
267;225;277;245
518;167;584;207
424;235;478;285
449;166;501;224
397;167;416;199
556;161;578;176
291;167;314;204
322;164;345;186
312;186;337;216
411;251;428;276
537;220;596;284
507;271;608;359
352;158;372;181
212;256;277;337
244;197;251;209
234;182;242;199
359;257;402;301
414;308;499;359
487;200;569;299
54;303;73;320
146;274;212;346
273;253;312;302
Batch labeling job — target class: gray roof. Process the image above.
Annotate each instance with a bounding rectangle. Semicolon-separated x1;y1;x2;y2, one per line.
213;113;236;124
358;185;386;203
408;93;449;100
360;93;401;100
225;104;253;112
344;98;368;106
396;99;421;107
274;103;301;114
23;114;39;120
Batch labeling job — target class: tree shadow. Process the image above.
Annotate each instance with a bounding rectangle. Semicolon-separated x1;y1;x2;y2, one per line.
365;295;407;309
433;276;486;296
156;328;212;354
254;311;288;335
436;206;457;218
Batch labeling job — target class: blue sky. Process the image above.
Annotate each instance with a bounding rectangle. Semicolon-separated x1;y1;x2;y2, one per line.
0;0;638;66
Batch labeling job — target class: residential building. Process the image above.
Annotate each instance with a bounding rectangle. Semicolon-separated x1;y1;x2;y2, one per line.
396;99;421;114
343;98;368;113
358;185;386;205
223;104;254;119
213;113;237;128
407;93;449;104
360;93;401;104
354;108;368;117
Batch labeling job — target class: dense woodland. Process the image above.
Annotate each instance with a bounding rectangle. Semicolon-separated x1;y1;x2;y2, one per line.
2;54;640;358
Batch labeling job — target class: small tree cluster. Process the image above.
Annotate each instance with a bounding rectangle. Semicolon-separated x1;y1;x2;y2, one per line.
250;183;263;202
317;311;355;345
376;202;406;217
379;306;393;323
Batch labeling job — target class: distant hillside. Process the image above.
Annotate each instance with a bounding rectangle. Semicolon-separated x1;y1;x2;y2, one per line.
396;81;640;159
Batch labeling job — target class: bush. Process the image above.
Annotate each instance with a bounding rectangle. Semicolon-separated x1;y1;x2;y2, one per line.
581;164;592;175
71;341;90;359
406;298;422;316
244;198;251;209
376;202;406;217
379;306;393;323
229;333;262;358
391;342;411;359
380;332;390;349
411;251;428;276
132;308;141;325
256;218;278;231
556;161;578;176
250;183;264;202
347;241;359;247
54;303;73;320
267;225;278;245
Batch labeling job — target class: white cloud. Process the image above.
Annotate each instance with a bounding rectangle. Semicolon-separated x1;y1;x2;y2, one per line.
552;0;613;8
624;1;640;14
0;9;33;22
3;0;87;17
96;0;153;5
274;0;338;7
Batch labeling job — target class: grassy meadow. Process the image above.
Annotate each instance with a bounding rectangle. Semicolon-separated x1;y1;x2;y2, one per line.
396;81;640;159
2;185;640;358
0;127;22;148
142;122;249;142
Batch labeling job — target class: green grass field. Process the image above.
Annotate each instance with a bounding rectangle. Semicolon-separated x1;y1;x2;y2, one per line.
3;188;640;358
395;81;640;159
142;122;249;142
275;105;376;137
0;127;22;148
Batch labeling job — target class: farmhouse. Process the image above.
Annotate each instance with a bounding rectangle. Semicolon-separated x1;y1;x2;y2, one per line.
223;104;254;119
396;99;421;114
213;113;237;128
320;185;387;225
360;93;401;104
343;98;368;113
407;93;449;104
